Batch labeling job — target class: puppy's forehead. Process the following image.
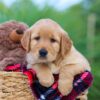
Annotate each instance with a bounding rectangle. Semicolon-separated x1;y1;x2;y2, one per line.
31;19;61;38
39;26;57;37
34;19;60;28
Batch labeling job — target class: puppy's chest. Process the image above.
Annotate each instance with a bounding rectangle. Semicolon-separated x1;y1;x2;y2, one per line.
48;63;60;74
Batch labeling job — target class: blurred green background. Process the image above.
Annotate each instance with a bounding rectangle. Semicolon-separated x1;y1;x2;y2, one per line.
0;0;100;99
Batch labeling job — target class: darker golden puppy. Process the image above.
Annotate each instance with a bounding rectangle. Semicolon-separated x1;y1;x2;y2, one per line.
21;19;91;99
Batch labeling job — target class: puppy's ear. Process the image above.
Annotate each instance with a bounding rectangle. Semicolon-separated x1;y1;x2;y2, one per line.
60;32;72;58
55;31;72;65
21;29;31;52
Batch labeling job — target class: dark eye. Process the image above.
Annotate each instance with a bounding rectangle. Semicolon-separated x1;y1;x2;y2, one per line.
50;38;56;43
34;36;40;41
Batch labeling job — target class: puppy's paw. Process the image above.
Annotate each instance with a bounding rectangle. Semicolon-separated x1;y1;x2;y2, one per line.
76;95;87;100
58;80;73;96
39;76;54;87
76;92;88;100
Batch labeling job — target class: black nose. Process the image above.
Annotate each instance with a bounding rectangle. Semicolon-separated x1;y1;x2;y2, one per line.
39;48;48;57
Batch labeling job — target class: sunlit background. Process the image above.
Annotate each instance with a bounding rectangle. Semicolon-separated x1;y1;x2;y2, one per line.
0;0;100;99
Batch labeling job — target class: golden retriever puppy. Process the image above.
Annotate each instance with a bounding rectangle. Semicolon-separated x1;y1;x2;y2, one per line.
21;19;91;98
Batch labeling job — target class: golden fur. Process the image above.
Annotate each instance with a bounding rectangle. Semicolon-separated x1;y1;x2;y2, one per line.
21;19;91;99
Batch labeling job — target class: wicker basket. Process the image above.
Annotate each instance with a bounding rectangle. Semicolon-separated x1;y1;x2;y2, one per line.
0;71;35;100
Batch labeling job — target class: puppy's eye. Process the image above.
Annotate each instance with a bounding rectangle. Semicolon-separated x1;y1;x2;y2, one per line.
34;36;40;41
50;38;56;43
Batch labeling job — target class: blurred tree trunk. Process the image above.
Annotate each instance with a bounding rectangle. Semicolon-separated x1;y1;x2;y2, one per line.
87;13;96;62
0;72;35;100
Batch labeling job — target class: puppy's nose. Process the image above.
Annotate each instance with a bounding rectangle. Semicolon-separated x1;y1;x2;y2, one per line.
39;48;48;57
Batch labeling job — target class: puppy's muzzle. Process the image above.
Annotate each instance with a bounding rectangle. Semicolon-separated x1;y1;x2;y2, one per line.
39;48;48;58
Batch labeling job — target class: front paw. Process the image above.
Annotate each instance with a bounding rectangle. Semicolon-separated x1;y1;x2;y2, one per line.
58;80;73;96
39;76;54;87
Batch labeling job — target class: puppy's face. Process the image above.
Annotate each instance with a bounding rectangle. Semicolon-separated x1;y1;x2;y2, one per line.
21;19;72;64
30;24;61;63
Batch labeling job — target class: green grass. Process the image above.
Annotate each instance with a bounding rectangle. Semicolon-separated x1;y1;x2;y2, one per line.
88;64;100;100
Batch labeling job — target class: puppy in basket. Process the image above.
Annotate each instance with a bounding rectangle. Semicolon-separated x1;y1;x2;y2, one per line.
21;19;91;99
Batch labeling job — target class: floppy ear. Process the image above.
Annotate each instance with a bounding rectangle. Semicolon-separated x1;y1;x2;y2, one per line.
21;29;31;52
60;32;72;58
54;31;72;65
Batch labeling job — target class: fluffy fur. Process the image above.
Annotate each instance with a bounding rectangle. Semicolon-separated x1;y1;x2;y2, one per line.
21;19;91;99
0;20;28;70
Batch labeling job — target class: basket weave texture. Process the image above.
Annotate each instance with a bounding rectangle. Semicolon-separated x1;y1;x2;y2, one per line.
0;72;35;100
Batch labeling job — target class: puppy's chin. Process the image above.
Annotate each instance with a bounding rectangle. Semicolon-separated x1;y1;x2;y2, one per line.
38;57;55;63
38;54;57;63
27;52;56;65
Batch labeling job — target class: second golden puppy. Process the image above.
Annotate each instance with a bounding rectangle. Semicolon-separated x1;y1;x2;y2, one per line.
21;19;91;97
